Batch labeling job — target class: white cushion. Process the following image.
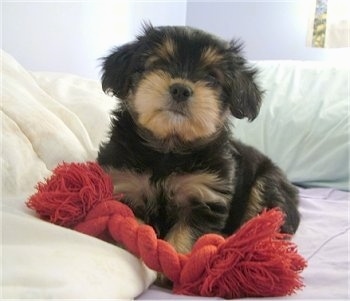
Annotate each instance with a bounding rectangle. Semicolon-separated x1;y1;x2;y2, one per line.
233;61;349;191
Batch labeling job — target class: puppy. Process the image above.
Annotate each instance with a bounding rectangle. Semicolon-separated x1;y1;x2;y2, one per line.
97;25;300;257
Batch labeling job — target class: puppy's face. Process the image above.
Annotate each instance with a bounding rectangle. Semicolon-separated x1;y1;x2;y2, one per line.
102;25;262;142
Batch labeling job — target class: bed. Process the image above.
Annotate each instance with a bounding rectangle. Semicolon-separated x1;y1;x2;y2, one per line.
2;49;349;300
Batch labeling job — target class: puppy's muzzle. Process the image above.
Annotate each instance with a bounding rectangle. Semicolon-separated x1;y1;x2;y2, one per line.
169;83;193;102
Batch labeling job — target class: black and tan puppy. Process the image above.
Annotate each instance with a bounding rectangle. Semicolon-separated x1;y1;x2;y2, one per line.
97;25;300;256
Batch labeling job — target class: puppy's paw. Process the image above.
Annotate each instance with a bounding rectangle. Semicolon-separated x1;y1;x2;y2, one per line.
154;273;173;289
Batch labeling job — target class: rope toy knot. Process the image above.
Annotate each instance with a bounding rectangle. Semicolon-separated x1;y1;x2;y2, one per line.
27;162;307;299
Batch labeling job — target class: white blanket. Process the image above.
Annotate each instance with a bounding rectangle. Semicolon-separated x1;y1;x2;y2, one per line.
1;50;156;299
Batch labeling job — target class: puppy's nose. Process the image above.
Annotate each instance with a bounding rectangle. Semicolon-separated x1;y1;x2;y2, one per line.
169;83;193;102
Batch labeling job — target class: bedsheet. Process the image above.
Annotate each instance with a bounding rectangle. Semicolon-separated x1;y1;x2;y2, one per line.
138;187;350;300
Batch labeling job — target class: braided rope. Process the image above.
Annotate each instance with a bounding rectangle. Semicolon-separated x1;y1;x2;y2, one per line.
27;162;307;298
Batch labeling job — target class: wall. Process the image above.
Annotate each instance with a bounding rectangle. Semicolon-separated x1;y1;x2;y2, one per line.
186;0;349;62
2;1;349;79
2;1;187;79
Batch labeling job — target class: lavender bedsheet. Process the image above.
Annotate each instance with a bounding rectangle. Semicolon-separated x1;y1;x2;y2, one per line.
138;187;349;300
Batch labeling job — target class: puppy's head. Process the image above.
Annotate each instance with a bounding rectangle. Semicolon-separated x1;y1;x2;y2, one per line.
102;24;262;143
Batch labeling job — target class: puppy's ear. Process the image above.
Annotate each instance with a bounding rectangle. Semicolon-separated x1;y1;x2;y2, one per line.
229;69;262;121
226;41;263;121
101;41;140;99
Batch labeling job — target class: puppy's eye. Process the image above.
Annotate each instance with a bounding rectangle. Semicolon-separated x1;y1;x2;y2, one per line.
206;69;222;85
207;72;218;81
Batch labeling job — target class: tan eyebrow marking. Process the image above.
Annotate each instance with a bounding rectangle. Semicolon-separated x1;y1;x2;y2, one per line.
201;47;223;65
157;38;175;59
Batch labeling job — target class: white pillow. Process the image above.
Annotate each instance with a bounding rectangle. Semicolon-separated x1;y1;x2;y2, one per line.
233;61;349;191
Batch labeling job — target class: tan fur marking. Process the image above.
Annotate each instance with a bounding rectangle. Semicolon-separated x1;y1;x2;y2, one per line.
188;80;223;139
243;179;266;222
157;38;175;59
165;223;193;254
201;47;223;66
144;55;159;69
106;168;156;209
133;71;224;142
165;172;232;206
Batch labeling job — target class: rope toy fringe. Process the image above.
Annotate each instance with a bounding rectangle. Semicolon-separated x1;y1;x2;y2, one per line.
27;162;307;299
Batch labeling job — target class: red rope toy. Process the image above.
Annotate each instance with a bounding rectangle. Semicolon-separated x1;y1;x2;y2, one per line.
27;162;307;299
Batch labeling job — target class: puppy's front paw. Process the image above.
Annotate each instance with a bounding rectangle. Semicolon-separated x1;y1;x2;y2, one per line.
155;273;173;289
